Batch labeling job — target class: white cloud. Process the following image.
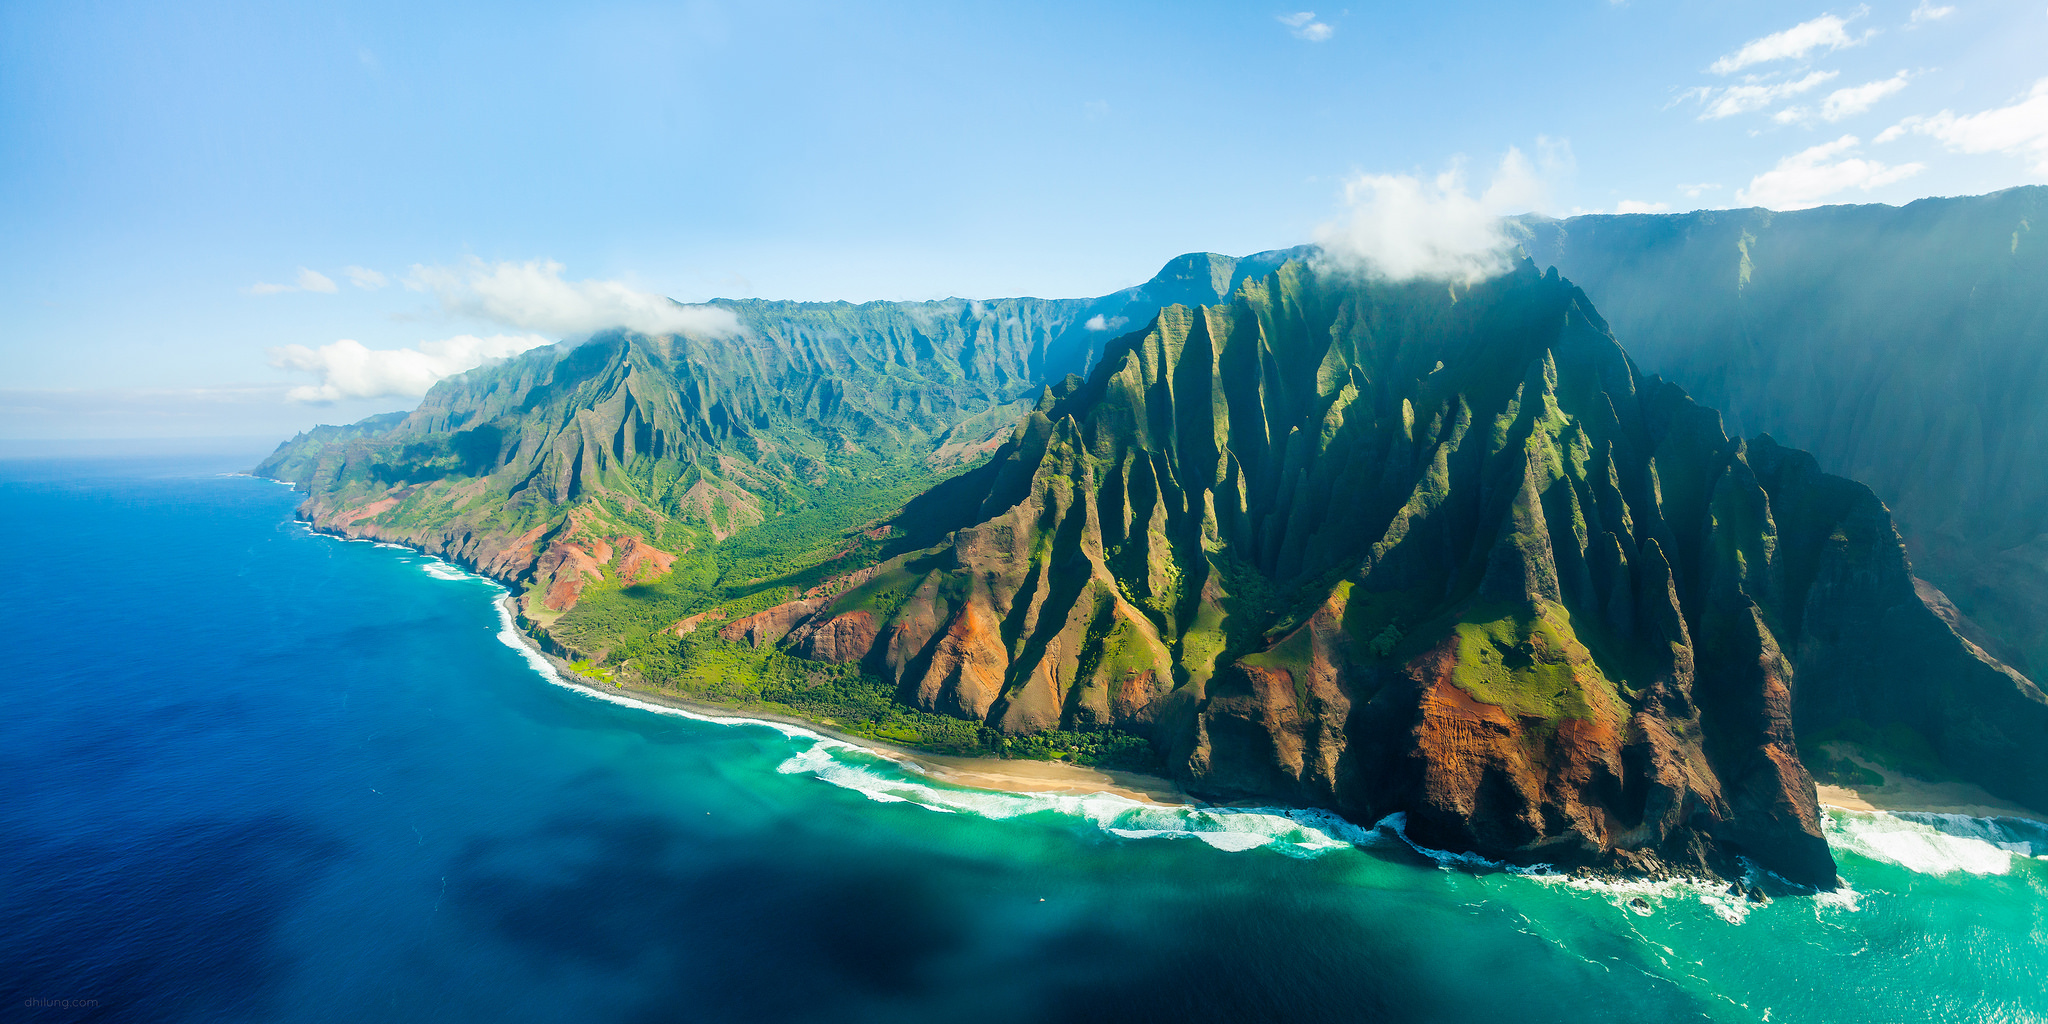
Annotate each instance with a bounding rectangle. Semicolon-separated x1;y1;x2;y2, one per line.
1677;182;1723;197
1736;134;1925;209
1697;70;1838;120
1084;314;1129;332
1779;70;1914;124
1710;8;1871;74
1277;11;1333;40
270;333;552;403
345;266;389;289
1313;148;1546;283
1615;200;1671;214
1893;77;2048;174
1909;1;1954;23
407;258;741;338
247;267;339;295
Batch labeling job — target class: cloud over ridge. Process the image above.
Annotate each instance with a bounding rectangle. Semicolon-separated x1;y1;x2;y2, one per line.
408;258;741;338
271;334;553;403
1313;149;1545;283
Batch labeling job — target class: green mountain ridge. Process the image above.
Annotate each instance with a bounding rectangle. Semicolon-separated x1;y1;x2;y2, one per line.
259;248;1307;620
744;258;2044;887
258;226;2048;886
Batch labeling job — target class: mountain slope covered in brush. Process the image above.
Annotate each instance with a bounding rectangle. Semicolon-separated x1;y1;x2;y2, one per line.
260;235;2048;886
1514;187;2048;675
258;248;1304;629
742;258;2046;887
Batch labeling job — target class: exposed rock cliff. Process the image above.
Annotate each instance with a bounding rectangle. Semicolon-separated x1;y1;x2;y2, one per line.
760;258;2045;887
253;231;2048;887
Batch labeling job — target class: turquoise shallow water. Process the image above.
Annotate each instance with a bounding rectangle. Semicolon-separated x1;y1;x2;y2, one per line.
3;454;2046;1023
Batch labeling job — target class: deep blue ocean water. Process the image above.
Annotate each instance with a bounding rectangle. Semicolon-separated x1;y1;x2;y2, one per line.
3;454;2046;1023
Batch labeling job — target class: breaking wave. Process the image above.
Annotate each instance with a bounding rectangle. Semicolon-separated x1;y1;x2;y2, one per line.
419;560;475;581
424;536;2044;894
771;740;1382;856
475;588;1384;857
1825;809;2048;877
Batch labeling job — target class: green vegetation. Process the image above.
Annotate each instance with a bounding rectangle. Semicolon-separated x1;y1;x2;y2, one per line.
1798;720;1954;783
259;235;2048;865
1517;188;2048;675
588;632;1159;769
1443;601;1623;723
546;455;950;660
1800;745;1886;789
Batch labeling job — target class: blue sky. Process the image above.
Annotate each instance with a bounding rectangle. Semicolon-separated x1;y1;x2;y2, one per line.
3;0;2044;438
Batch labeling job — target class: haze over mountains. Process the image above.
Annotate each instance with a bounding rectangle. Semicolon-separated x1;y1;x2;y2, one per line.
261;188;2048;884
1516;187;2048;677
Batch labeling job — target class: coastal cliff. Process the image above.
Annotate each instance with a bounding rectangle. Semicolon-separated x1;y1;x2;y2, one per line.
259;250;2048;888
727;259;2045;887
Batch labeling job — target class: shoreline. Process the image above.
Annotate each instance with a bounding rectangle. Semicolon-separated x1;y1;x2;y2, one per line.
493;595;1195;808
293;498;2047;833
275;488;1193;811
1813;743;2046;822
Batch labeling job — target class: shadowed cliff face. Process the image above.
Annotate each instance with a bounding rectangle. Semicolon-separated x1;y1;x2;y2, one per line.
254;229;2048;887
761;259;2047;887
1513;188;2048;679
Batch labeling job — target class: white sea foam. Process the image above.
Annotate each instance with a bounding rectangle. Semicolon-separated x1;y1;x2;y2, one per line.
1893;812;2048;857
769;738;1380;855
490;593;567;687
455;558;2020;897
470;582;1392;858
1810;885;1862;915
419;560;475;582
1381;811;1561;876
1826;810;2016;876
1522;869;1769;925
485;592;836;742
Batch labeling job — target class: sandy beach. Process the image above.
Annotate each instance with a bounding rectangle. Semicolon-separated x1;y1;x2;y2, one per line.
912;753;1187;805
1814;743;2044;820
506;600;2048;825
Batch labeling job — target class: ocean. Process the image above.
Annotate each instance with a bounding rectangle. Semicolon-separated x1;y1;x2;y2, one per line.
3;453;2045;1023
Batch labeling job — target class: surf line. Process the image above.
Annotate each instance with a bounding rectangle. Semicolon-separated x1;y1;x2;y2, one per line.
465;582;1393;858
355;536;2046;889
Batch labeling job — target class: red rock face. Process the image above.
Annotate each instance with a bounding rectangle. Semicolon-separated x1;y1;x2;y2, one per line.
1397;641;1627;866
277;255;2048;887
763;261;2043;887
786;611;878;664
717;598;825;648
670;608;727;637
613;538;676;585
915;601;1010;721
537;538;607;611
